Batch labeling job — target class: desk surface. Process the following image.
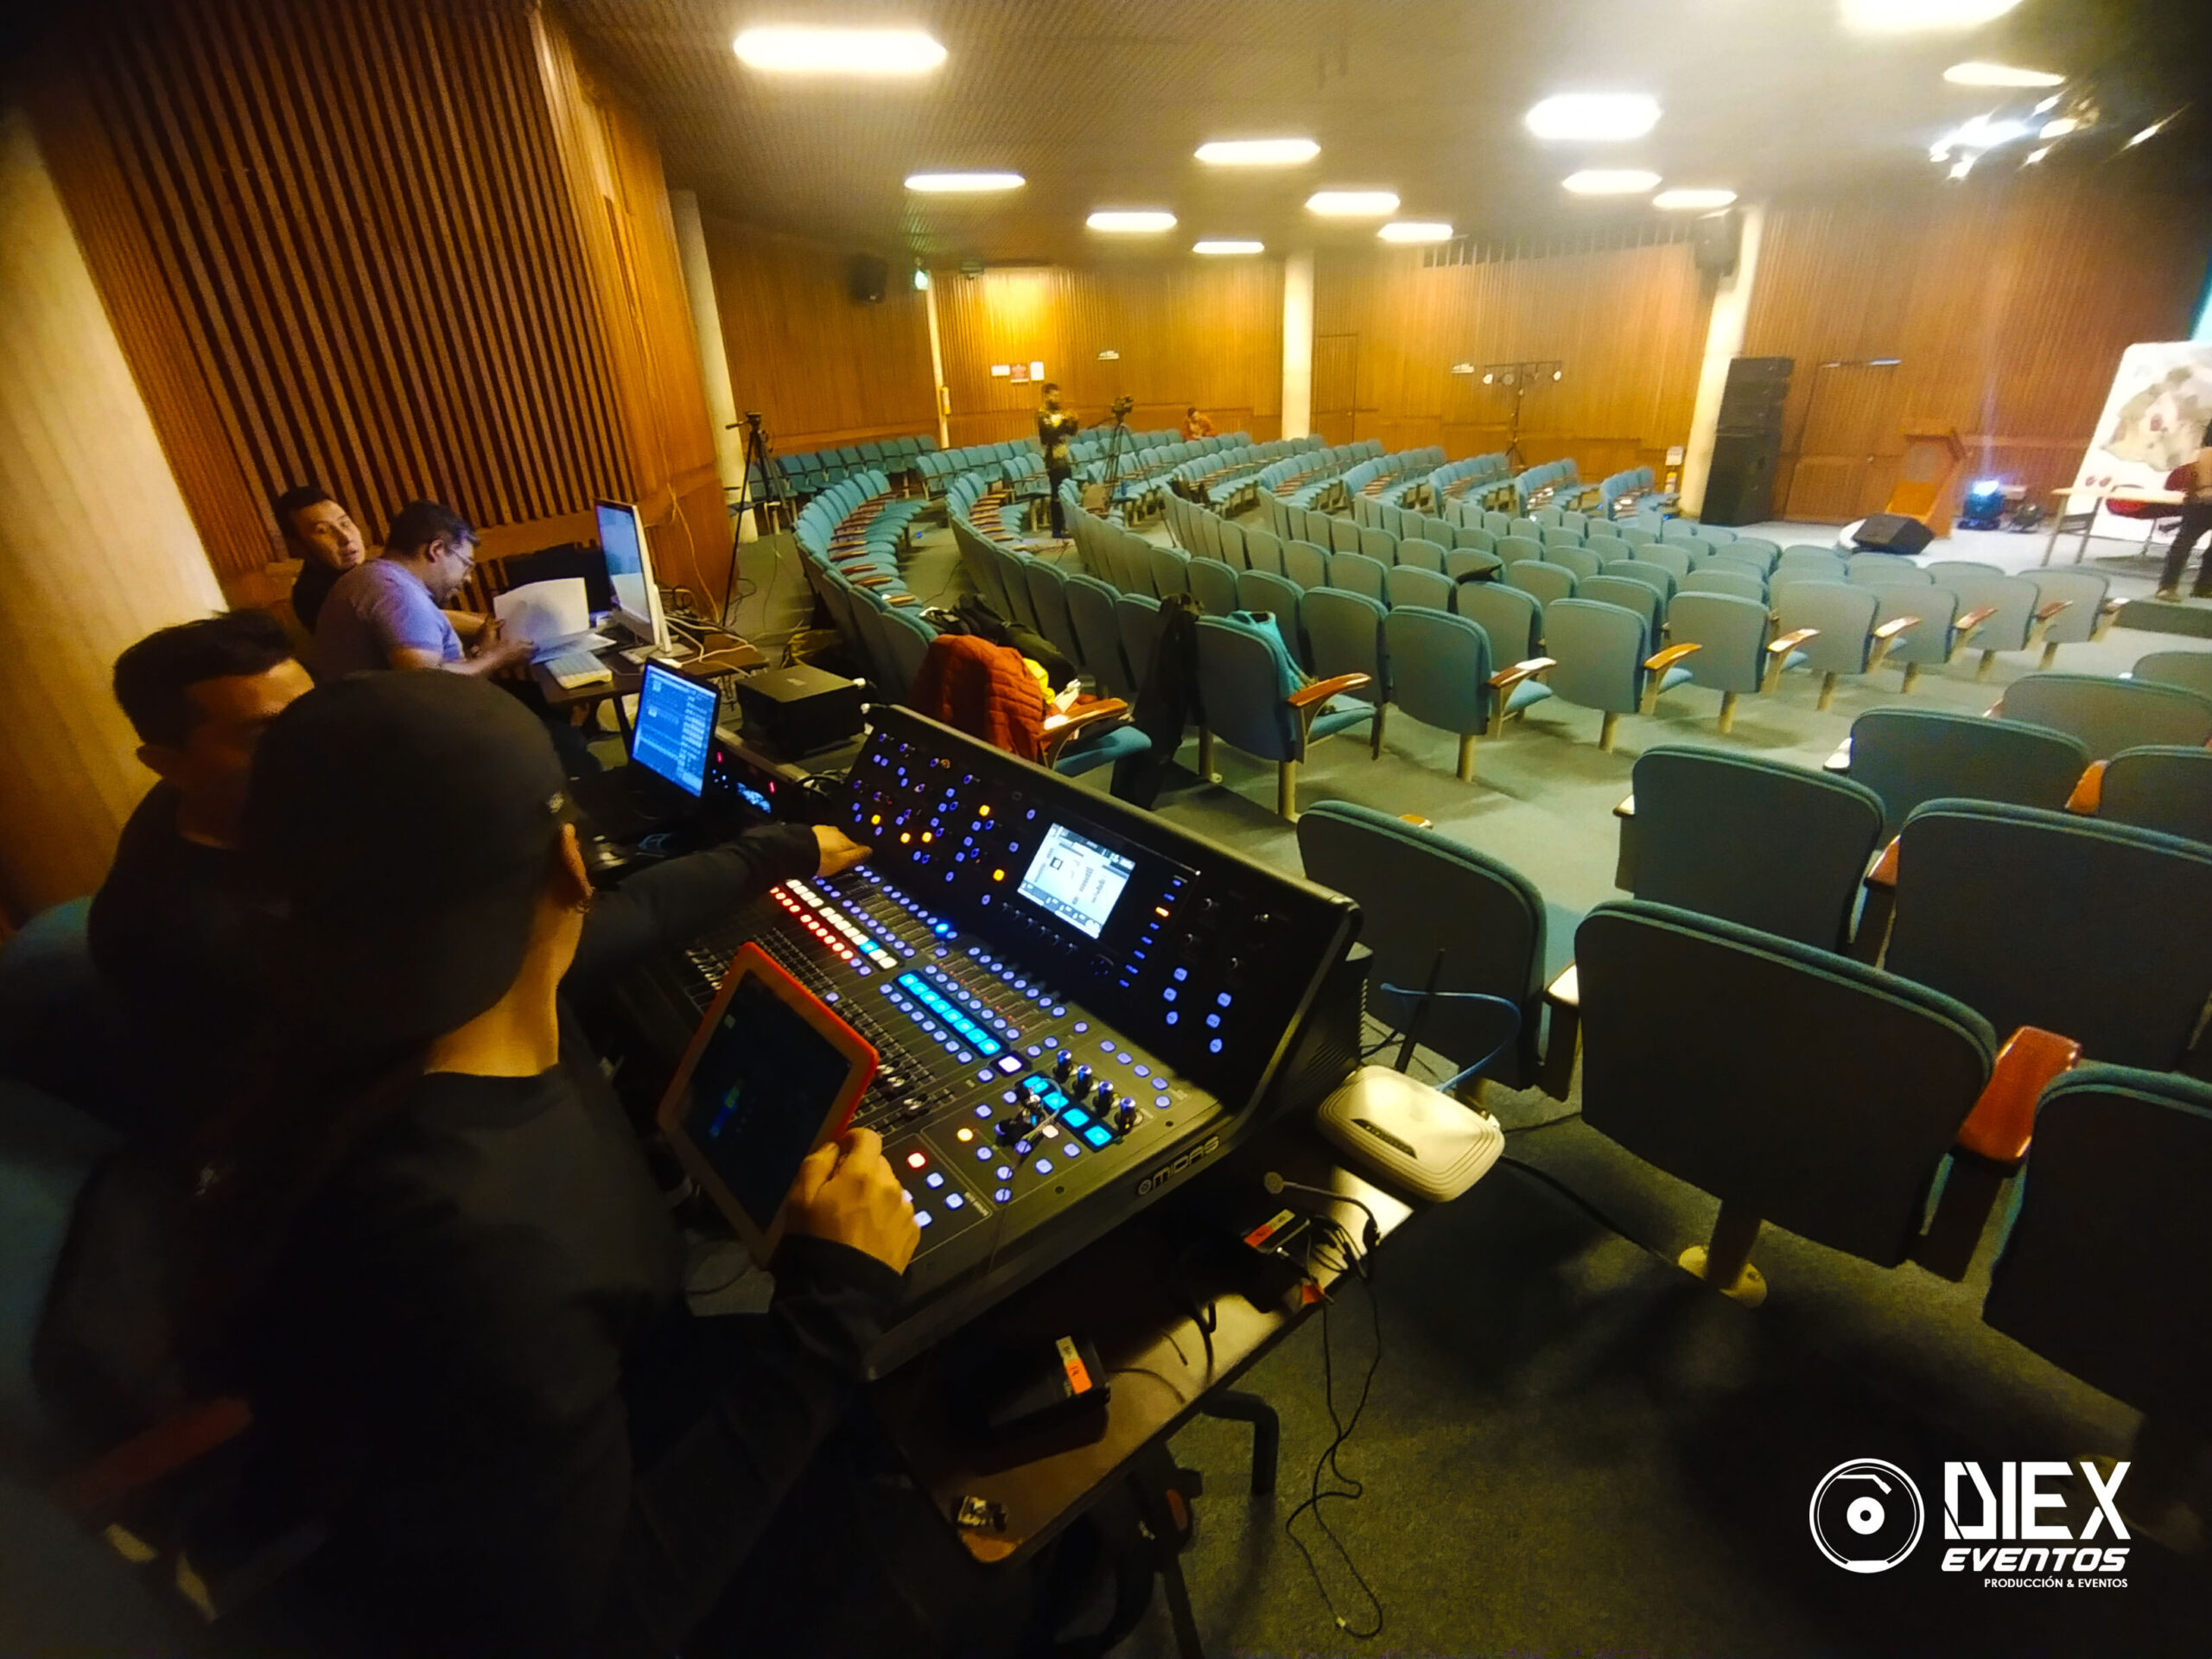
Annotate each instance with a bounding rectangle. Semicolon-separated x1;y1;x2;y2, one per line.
871;1127;1414;1564
531;635;766;709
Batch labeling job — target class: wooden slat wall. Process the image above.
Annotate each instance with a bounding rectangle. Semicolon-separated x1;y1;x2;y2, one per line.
1311;241;1713;480
702;217;940;458
0;106;229;921
40;0;639;579
1744;175;2212;522
932;261;1284;448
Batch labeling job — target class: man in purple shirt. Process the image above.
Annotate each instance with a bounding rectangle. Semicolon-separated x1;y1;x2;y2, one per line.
315;499;534;680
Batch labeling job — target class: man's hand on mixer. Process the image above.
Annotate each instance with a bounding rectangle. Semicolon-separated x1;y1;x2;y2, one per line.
811;824;872;877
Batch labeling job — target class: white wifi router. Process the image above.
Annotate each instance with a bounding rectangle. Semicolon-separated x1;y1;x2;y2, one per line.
1314;1065;1503;1202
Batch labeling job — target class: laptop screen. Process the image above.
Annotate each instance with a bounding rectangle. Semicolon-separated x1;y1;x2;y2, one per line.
630;664;717;797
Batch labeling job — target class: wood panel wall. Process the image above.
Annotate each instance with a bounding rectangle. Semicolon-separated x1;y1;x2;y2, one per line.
33;0;719;595
0;106;229;922
703;218;940;458
932;261;1284;448
1744;174;2212;523
1311;240;1713;480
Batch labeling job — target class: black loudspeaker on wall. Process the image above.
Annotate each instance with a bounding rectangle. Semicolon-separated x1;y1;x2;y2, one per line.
1853;513;1935;556
1692;209;1742;279
1703;433;1780;527
847;254;888;305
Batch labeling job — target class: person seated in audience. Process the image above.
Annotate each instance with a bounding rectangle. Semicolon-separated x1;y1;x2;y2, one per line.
202;672;1038;1657
272;482;368;633
1181;404;1215;442
313;498;532;679
87;612;314;1149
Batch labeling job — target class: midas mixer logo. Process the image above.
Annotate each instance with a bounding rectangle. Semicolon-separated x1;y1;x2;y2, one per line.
1809;1459;2131;1584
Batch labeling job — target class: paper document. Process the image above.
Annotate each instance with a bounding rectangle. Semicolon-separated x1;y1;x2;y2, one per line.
494;578;592;646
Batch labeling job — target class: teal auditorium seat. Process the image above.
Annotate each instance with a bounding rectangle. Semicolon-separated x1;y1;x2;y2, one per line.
1773;579;1912;708
1998;671;2212;759
2029;569;2113;666
1193;616;1377;819
1622;747;1885;950
1022;560;1082;666
1383;565;1454;613
1236;570;1308;666
1882;800;2212;1070
1663;590;1811;732
1282;540;1329;590
1301;590;1389;754
1297;804;1555;1090
1983;1065;2212;1462
1503;561;1574;607
1327;552;1386;601
1454;581;1541;660
1065;575;1137;701
2096;745;2212;843
2131;649;2212;699
1577;575;1659;636
1573;900;1996;1297
1185;556;1239;616
0;900;125;1120
1844;707;2089;838
0;1078;118;1454
1681;567;1762;604
1543;597;1699;751
1381;607;1552;782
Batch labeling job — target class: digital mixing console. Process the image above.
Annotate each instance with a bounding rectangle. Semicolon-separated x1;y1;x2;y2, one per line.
618;707;1361;1373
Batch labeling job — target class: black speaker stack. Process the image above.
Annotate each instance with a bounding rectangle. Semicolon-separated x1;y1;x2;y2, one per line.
1702;355;1791;526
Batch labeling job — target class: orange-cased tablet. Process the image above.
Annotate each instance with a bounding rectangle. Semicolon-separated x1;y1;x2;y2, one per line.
656;942;880;1263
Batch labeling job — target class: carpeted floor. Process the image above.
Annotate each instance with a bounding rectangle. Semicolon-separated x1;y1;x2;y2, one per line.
738;495;2212;1656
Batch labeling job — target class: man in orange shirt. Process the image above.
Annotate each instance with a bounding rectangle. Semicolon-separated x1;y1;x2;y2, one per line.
1181;404;1216;442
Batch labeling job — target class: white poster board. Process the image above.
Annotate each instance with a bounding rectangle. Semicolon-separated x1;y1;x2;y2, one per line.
2067;341;2212;539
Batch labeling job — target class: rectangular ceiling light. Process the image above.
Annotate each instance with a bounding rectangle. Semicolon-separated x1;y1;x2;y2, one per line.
1087;210;1177;232
906;172;1025;193
734;27;946;74
1193;239;1266;255
1524;93;1661;142
1943;60;2064;87
1653;188;1737;210
1195;138;1319;167
1562;169;1661;195
1841;0;2022;32
1377;220;1452;243
1306;190;1400;217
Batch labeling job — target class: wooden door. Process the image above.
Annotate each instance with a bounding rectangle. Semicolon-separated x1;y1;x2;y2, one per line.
1783;360;1905;521
1313;333;1358;447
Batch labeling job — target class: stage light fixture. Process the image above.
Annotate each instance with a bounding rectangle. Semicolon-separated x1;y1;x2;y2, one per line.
1654;188;1738;210
1841;0;2022;32
1943;60;2064;87
905;172;1025;193
1562;169;1661;195
1196;138;1319;167
1524;93;1661;142
1306;190;1400;217
1087;210;1177;232
1378;220;1453;243
734;27;945;74
1192;239;1266;255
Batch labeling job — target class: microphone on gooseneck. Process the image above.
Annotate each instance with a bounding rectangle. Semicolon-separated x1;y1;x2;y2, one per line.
1263;1171;1382;1254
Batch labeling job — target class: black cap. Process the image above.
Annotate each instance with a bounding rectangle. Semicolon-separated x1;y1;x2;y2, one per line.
244;673;569;1052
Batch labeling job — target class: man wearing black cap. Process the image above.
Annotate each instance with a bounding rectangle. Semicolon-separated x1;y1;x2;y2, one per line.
219;673;923;1657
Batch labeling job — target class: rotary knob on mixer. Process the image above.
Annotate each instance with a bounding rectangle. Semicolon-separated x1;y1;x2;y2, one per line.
1052;1049;1074;1081
1092;1080;1116;1115
1070;1064;1094;1099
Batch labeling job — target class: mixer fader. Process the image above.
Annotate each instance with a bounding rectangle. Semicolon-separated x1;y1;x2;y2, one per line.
628;707;1358;1372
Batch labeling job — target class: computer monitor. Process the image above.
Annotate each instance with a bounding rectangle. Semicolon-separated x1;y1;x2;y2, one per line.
595;498;671;651
628;663;719;798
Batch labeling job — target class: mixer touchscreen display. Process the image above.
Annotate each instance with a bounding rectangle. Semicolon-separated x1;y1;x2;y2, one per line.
1018;823;1133;939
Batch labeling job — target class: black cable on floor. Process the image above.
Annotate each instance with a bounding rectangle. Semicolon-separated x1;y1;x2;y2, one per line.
1503;1109;1583;1135
1284;1217;1385;1641
1497;1155;1655;1255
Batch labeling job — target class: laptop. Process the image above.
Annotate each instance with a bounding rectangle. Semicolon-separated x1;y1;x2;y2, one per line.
570;661;721;842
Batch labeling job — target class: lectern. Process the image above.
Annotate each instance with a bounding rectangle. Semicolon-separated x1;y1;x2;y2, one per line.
1884;426;1969;536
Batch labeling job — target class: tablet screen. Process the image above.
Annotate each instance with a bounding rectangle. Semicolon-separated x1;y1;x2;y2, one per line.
677;971;863;1230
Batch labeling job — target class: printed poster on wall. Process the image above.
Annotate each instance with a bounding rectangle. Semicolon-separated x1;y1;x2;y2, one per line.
2067;341;2212;539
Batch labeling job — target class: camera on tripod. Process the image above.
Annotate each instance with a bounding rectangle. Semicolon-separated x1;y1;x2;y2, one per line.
1108;394;1135;420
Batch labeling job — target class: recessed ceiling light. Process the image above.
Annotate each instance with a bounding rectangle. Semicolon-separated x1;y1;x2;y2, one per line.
2023;146;2052;166
1306;190;1400;217
1087;210;1177;232
2037;117;2081;139
1195;138;1319;167
1653;188;1738;211
905;171;1025;193
2125;116;2173;148
1524;93;1662;142
1192;239;1266;255
1943;60;2064;87
733;26;946;74
1562;169;1662;196
1377;220;1453;243
1841;0;2022;33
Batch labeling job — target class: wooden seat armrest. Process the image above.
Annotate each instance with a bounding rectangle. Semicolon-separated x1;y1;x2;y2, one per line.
1539;962;1580;1101
54;1397;253;1522
1956;1027;2079;1166
1490;656;1557;691
2066;759;2107;814
1824;736;1853;773
1768;627;1819;654
1399;813;1433;827
887;594;920;607
1643;642;1702;673
1866;836;1900;891
1955;606;1999;632
850;573;894;588
1286;672;1372;709
2032;599;2071;624
1872;616;1919;640
1613;792;1636;819
2093;598;2123;638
